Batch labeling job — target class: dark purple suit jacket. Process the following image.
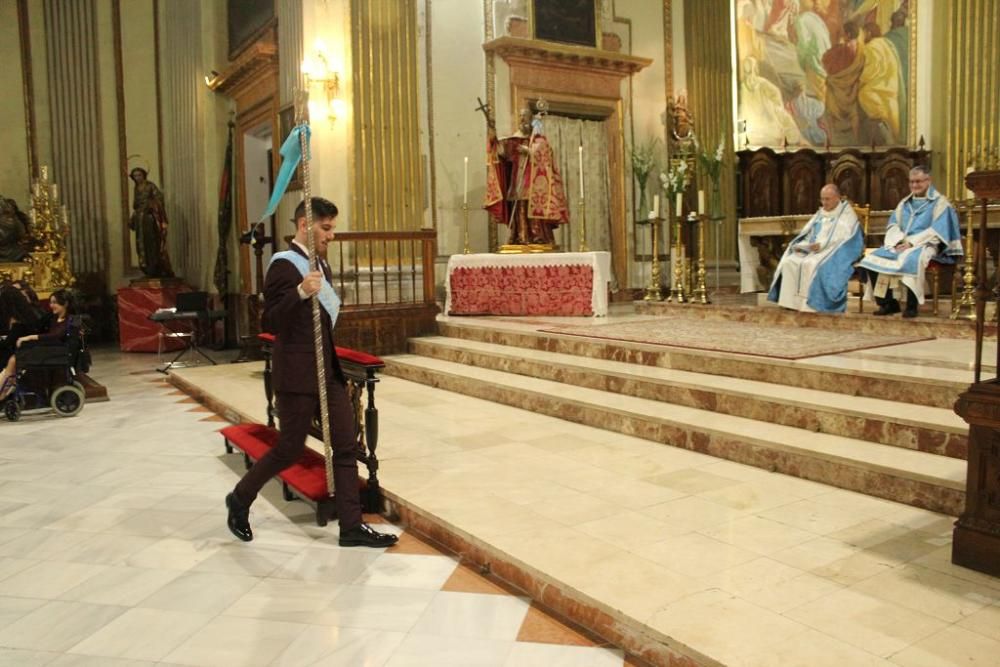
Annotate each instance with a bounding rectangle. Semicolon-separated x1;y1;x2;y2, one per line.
263;244;345;394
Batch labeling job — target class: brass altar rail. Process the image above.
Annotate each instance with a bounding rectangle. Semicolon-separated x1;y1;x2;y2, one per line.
328;229;437;308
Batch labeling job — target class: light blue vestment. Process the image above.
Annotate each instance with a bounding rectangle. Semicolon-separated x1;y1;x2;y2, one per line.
768;202;863;313
858;186;962;303
268;250;341;326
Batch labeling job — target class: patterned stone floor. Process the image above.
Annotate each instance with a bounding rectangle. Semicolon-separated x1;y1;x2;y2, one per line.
163;309;1000;667
0;349;632;667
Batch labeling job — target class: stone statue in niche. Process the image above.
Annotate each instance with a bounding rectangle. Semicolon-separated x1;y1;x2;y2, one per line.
0;197;32;263
128;168;174;279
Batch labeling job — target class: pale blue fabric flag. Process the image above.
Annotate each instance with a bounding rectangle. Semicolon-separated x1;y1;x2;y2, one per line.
259;124;310;222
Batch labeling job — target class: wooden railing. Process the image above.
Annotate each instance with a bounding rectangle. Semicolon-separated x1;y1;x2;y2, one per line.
327;230;437;308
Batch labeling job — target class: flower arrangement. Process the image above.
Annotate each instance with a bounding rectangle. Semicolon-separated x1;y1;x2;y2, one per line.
630;137;661;219
659;157;689;198
697;134;726;186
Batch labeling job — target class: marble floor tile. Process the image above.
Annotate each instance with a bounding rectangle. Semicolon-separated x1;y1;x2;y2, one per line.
698;514;818;556
384;633;513;667
63;533;160;566
0;561;109;600
161;615;308;667
272;546;383;585
641;532;760;578
503;642;625;667
785;587;949;657
647;588;812;666
409;592;531;641
0;595;46;630
849;564;1000;623
956;602;1000;642
59;566;182;606
888;624;1000;667
743;628;894;667
352;553;460;590
0;556;35;582
640;495;747;532
309;584;437;632
67;607;212;661
576;510;687;550
125;536;221;571
136;570;260;615
0;600;127;651
271;626;406;667
759;497;884;535
221;577;344;624
0;648;60;666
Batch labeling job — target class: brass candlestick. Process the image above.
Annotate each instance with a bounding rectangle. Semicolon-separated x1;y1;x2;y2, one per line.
578;196;589;252
462;202;471;254
952;198;977;319
668;210;687;303
691;212;710;304
644;215;663;301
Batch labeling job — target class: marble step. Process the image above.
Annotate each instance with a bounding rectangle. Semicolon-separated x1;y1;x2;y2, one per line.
408;336;968;460
384;354;966;515
637;298;988;340
436;319;967;410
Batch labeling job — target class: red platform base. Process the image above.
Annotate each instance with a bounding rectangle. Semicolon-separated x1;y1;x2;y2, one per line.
117;283;190;352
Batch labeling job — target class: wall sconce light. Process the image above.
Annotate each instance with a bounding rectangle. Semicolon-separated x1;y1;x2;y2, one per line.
301;41;341;123
204;70;220;87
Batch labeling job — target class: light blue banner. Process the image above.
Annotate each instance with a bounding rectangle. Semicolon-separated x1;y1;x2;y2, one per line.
259;124;310;221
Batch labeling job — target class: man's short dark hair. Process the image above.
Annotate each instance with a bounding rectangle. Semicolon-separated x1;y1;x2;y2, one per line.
293;197;339;223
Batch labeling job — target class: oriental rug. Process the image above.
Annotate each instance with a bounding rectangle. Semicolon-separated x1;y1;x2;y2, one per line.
539;318;934;360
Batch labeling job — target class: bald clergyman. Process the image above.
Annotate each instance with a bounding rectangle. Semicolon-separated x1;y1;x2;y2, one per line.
768;184;863;313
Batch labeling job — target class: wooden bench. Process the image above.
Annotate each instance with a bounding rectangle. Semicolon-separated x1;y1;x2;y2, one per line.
221;335;385;526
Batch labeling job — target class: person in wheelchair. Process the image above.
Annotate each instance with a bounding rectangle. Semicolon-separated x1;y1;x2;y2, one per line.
1;289;86;418
0;285;41;400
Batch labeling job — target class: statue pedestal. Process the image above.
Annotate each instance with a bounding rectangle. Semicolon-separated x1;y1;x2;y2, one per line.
952;379;1000;577
117;281;190;352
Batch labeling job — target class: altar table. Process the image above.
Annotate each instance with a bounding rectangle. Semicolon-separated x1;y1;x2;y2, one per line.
446;251;611;317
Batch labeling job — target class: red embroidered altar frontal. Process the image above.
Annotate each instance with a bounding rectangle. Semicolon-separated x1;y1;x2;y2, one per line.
448;264;596;316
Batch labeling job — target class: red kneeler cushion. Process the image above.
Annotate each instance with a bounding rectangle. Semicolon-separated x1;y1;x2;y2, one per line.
221;423;332;502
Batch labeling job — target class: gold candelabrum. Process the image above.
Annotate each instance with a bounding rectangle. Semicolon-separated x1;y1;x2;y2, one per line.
668;207;686;303
28;166;75;294
643;214;663;301
578;196;589;252
462;202;471;254
952;198;977;320
690;212;711;305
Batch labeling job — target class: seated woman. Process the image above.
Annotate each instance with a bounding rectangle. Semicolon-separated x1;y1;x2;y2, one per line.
0;289;72;400
0;286;41;399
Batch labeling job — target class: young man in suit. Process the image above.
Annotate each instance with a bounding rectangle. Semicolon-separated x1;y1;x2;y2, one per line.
225;197;397;548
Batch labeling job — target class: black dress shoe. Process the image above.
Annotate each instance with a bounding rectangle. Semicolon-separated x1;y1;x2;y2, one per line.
339;523;398;548
902;308;918;318
225;492;253;542
873;301;901;316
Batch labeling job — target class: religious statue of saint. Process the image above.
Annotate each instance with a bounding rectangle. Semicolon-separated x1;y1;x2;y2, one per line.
128;168;174;278
0;197;32;263
484;106;570;248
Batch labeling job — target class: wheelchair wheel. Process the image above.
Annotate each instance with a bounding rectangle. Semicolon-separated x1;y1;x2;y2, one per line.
4;401;19;422
51;385;85;417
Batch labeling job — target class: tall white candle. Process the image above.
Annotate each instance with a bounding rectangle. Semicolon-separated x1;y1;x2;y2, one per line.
675;192;683;217
51;184;59;201
652;194;659;219
463;156;469;205
578;145;584;199
698;190;705;215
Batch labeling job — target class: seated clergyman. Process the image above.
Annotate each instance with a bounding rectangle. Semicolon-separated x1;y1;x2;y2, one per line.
768;184;863;313
858;166;963;318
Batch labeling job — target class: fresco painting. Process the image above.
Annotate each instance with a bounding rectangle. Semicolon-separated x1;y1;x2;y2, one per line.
736;0;912;148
